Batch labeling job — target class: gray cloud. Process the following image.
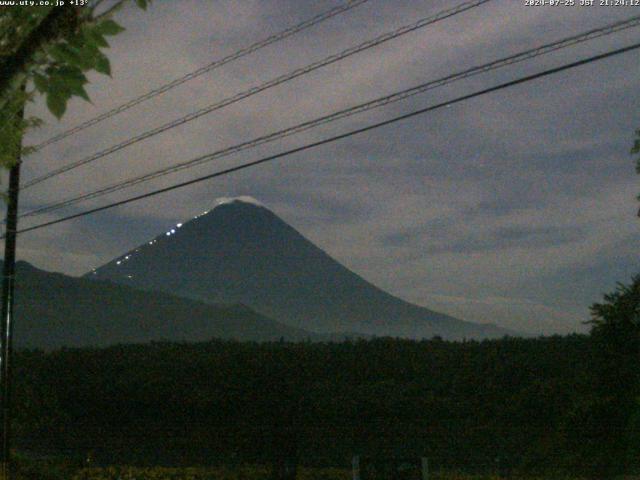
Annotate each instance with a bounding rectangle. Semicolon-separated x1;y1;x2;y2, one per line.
6;0;640;334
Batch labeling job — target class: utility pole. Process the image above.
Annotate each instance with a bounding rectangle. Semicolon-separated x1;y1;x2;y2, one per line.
0;10;80;480
0;107;23;480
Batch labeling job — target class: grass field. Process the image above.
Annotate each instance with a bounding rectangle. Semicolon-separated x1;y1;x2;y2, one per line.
15;457;639;480
40;465;617;480
69;470;640;480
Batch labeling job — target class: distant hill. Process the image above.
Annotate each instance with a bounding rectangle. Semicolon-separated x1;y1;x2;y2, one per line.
89;198;515;340
9;261;319;349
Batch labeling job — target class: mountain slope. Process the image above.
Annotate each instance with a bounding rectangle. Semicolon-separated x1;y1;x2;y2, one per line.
10;261;318;349
89;199;513;340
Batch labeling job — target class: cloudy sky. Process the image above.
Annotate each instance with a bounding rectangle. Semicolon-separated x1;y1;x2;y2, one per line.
8;0;640;335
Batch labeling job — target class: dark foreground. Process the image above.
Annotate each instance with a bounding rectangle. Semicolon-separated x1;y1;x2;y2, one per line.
15;461;640;480
10;331;640;479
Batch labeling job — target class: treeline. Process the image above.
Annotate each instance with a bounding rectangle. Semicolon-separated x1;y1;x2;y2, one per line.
10;329;639;478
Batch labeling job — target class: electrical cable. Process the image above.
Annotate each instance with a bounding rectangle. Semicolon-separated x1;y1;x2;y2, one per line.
30;0;371;151
21;0;493;189
8;40;640;238
19;13;640;220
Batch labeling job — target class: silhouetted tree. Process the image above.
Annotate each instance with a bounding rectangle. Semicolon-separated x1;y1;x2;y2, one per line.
584;276;640;478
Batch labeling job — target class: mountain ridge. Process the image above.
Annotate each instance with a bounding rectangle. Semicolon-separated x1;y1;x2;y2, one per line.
7;260;330;349
89;198;515;340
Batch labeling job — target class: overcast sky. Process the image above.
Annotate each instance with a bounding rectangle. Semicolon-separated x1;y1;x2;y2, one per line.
8;0;640;335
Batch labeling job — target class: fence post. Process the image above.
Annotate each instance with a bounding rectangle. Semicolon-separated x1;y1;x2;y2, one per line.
352;455;360;480
421;457;429;480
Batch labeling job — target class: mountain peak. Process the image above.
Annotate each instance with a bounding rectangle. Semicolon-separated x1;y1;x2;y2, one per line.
187;196;267;222
213;196;264;208
88;198;514;340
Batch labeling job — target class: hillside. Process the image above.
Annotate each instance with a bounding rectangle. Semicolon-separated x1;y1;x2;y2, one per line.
13;335;609;475
90;199;514;340
10;261;317;349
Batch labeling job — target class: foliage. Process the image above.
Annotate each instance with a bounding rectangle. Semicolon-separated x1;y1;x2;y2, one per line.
589;275;640;334
13;452;81;480
13;462;593;480
11;335;607;477
0;1;151;170
33;18;123;117
5;281;639;478
71;465;271;480
582;275;640;478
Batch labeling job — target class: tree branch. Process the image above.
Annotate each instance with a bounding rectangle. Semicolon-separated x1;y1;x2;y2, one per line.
0;8;78;106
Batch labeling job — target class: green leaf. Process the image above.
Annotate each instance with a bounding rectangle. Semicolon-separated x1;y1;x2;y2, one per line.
33;72;48;94
75;46;100;70
21;146;38;157
49;69;90;103
47;76;71;97
94;53;111;76
136;0;148;10
46;92;67;119
86;28;109;48
25;116;44;129
68;83;90;102
66;32;87;51
49;44;82;65
96;19;125;36
56;65;88;84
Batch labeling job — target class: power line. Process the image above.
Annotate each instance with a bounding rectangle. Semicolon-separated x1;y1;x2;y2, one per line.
21;0;493;190
30;0;371;152
9;40;640;238
18;14;640;220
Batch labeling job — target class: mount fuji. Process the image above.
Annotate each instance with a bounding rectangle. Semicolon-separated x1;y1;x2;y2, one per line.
88;198;514;340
